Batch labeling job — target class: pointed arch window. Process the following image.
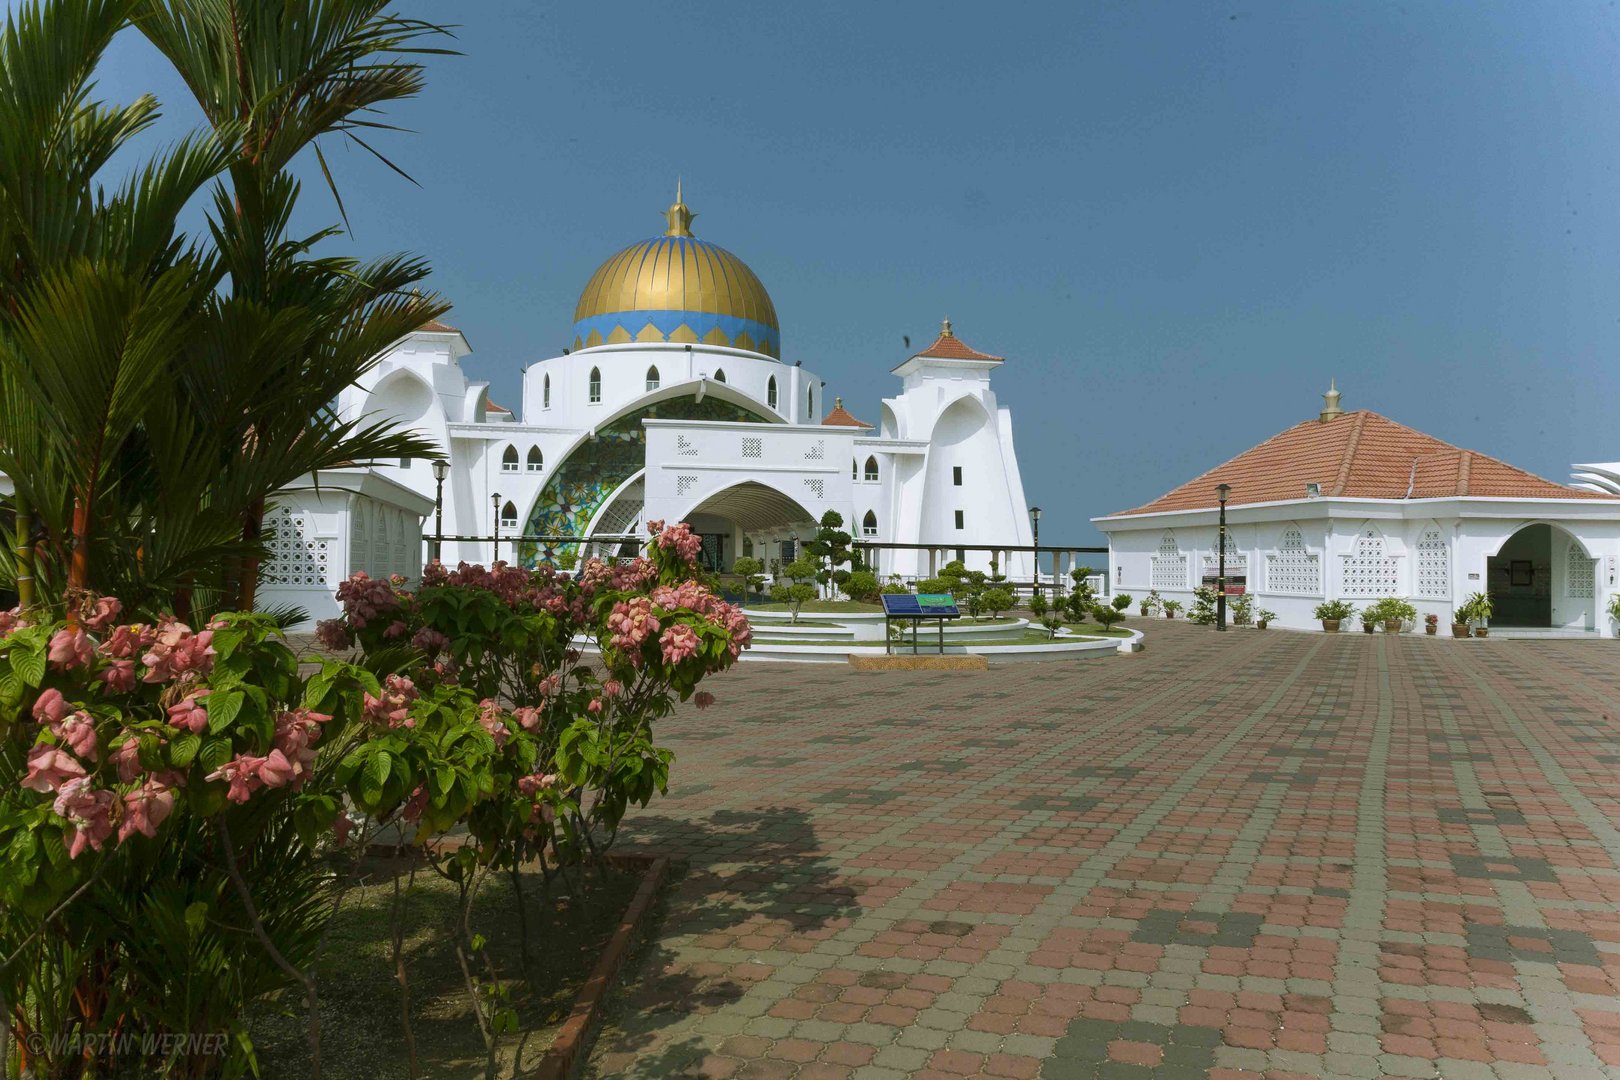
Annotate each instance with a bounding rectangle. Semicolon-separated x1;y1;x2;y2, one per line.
863;456;880;482
645;365;660;392
1266;524;1320;595
862;510;878;537
1151;531;1187;591
588;367;601;404
543;373;551;409
500;500;518;528
806;385;814;420
1201;531;1247;580
766;375;777;409
852;458;859;480
526;446;543;473
500;445;519;473
713;368;725;383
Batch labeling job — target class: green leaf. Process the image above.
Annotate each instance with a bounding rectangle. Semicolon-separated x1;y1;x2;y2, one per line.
13;646;45;688
198;736;232;774
206;690;244;732
170;733;201;768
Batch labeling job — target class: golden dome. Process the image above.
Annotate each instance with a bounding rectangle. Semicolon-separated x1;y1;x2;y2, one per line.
571;190;780;358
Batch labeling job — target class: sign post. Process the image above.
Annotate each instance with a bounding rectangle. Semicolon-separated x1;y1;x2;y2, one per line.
880;593;962;654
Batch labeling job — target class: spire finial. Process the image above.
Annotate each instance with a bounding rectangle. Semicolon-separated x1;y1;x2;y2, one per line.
1320;377;1344;423
835;396;842;408
665;181;695;238
941;317;953;337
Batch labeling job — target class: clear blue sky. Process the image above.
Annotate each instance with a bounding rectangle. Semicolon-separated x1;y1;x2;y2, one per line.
86;1;1620;543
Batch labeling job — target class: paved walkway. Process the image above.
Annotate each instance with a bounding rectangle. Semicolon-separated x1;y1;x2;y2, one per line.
587;620;1620;1079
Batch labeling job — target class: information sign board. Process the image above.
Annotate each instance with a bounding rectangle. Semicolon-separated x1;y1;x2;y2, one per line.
881;593;962;618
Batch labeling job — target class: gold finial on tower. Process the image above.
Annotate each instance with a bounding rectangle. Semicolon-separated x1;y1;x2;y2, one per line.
1319;378;1344;423
835;397;843;408
665;179;695;237
941;317;954;338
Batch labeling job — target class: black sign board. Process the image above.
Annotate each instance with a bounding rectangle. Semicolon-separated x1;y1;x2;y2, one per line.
881;593;961;618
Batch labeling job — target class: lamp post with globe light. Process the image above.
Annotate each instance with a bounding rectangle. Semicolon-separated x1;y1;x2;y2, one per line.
492;492;502;563
1216;483;1231;631
1029;505;1042;593
431;459;449;563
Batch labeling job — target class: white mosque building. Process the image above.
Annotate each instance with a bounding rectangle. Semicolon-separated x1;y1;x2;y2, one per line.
262;192;1034;621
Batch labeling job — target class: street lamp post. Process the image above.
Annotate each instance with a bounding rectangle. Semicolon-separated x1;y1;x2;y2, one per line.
492;492;502;564
1215;483;1231;631
431;459;449;563
1029;506;1042;594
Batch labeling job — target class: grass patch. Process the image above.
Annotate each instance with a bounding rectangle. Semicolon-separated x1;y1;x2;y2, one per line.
250;857;643;1079
747;600;884;613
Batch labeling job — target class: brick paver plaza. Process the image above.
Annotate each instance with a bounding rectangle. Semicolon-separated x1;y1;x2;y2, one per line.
587;621;1620;1079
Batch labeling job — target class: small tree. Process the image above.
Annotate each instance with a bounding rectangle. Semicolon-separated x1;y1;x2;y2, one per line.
981;587;1014;618
1065;567;1096;621
770;557;820;623
1091;602;1126;632
1112;594;1132;613
732;556;765;601
1041;608;1067;639
842;569;879;603
1029;588;1048;619
803;511;854;598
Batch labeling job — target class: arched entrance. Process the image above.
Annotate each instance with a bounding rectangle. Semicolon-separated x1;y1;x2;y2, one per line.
1485;524;1597;630
678;481;820;574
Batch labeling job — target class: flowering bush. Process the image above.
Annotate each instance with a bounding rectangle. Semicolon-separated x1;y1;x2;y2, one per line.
0;521;747;1076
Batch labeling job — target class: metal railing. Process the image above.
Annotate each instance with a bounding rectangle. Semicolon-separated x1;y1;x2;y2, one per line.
851;541;1108;595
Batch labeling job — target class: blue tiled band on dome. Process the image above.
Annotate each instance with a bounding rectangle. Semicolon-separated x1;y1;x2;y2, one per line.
570;310;781;359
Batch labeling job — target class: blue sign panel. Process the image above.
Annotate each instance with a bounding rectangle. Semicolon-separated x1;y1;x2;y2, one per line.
881;593;961;617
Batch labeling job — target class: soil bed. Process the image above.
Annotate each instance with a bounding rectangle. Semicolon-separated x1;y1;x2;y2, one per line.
250;855;644;1078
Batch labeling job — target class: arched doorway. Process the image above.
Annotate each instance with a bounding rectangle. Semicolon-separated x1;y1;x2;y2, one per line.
1486;524;1597;630
679;481;820;575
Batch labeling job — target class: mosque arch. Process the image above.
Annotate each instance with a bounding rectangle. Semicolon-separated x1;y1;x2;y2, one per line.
645;365;660;391
862;509;878;537
365;368;440;447
526;446;543;472
500;444;519;473
713;368;725;383
863;456;880;482
767;375;777;409
543;373;551;409
588;367;602;403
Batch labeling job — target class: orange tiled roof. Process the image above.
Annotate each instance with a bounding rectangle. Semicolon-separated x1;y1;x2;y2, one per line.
822;398;869;428
912;319;1003;362
1108;410;1616;516
485;400;511;414
420;317;459;333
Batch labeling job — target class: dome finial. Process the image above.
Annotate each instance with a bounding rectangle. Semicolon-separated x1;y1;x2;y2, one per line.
1320;377;1344;423
941;317;953;338
665;180;695;238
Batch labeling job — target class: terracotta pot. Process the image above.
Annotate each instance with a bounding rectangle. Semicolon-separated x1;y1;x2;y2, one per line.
1425;624;1437;635
1383;619;1403;634
1164;611;1176;619
1257;620;1269;630
1321;619;1339;633
1362;622;1376;634
1451;623;1470;639
1474;627;1490;638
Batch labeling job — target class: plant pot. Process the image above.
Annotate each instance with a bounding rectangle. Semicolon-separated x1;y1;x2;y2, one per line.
1451;623;1470;638
1362;623;1375;634
1321;619;1339;633
1257;620;1269;630
1164;611;1175;619
1139;608;1149;617
1425;625;1437;635
1474;627;1489;638
1383;619;1403;634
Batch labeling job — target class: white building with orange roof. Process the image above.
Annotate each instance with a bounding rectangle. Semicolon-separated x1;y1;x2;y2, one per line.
264;191;1033;615
1095;384;1620;635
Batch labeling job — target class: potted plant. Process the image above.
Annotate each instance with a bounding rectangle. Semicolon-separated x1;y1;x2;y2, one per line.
1314;599;1354;632
1162;599;1183;619
1609;594;1620;634
1140;590;1162;617
1466;591;1493;637
1452;603;1473;639
1424;612;1439;636
1231;592;1254;628
1379;597;1417;634
1358;598;1384;634
1256;607;1277;630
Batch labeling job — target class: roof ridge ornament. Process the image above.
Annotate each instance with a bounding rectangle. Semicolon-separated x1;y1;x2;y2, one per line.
1320;377;1344;423
665;179;695;237
941;317;954;338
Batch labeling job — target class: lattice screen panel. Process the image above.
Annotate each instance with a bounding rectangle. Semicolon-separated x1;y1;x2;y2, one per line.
1342;531;1399;597
1415;527;1449;599
1568;545;1595;599
1266;526;1320;595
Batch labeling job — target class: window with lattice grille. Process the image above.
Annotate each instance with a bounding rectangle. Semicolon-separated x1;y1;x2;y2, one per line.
1201;532;1247;578
1266;525;1320;595
1415;526;1449;599
1342;529;1399;596
265;507;329;586
1151;531;1187;591
1567;544;1595;599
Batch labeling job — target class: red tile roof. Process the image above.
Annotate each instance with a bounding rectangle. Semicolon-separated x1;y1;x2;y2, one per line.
1108;410;1616;516
484;400;511;414
912;319;1003;362
419;317;459;333
822;398;869;427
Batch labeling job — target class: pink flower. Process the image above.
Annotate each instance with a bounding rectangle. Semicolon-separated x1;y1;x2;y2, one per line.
257;749;298;790
694;691;715;710
273;708;330;769
83;596;122;632
332;815;353;846
98;623;153;659
22;745;86;793
141;621;215;683
0;606;26;637
31;687;70;725
52;778;114;858
411;626;450;657
314;618;352;651
54;712;98;761
166;691;211;734
659;623;701;665
512;706;541;731
205;755;265;803
401;784;429;823
363;674;417;728
601;679;623;699
47;629;93;670
586;697;602;715
97;658;136;694
476;699;510;748
117;779;174;842
517;772;558;797
606;597;660;652
111;735;145;783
